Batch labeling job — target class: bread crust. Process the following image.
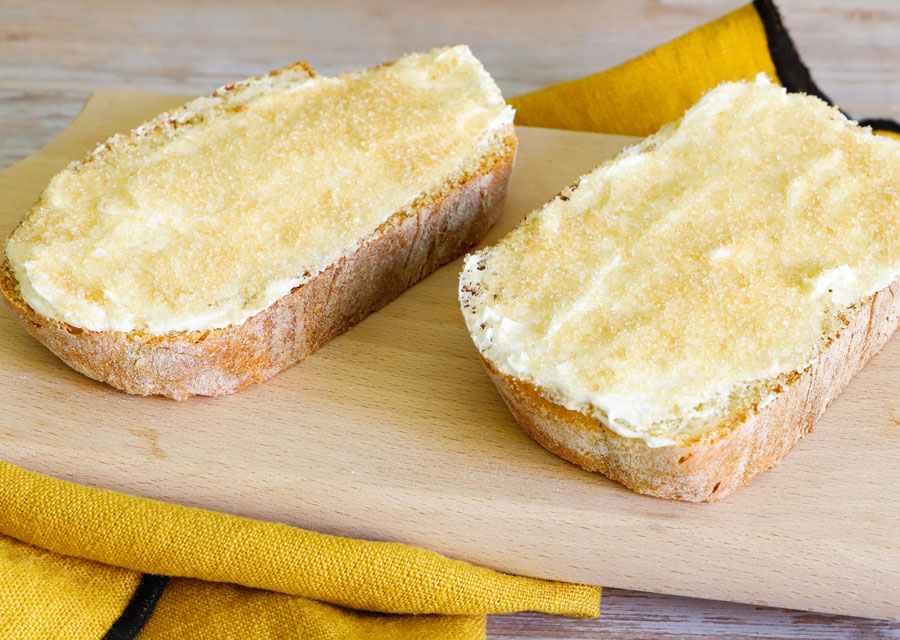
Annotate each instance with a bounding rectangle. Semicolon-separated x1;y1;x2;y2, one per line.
2;134;516;400
482;279;900;501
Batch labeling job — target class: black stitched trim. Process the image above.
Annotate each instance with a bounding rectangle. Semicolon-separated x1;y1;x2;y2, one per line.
752;0;834;102
753;0;900;133
102;574;169;640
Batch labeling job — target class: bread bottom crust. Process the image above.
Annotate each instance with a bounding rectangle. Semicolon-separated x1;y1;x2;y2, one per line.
1;135;516;400
483;279;900;502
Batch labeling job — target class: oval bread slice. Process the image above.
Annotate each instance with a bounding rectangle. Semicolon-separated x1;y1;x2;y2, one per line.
2;48;517;399
460;76;900;501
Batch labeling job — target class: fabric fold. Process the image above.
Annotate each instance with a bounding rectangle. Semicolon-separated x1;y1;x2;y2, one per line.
0;461;600;619
510;0;900;139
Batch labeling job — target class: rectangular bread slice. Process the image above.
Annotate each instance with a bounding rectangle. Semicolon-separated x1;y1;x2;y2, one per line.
2;46;516;399
459;75;900;501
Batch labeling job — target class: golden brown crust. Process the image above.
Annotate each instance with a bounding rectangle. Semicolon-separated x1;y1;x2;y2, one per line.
1;134;516;400
483;279;900;501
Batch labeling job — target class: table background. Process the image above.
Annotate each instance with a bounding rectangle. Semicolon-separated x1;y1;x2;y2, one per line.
2;1;899;637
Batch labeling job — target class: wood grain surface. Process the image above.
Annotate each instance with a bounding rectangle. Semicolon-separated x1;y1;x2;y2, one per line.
2;1;899;637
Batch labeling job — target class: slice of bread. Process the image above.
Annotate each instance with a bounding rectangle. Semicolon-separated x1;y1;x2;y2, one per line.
459;75;900;501
2;47;516;399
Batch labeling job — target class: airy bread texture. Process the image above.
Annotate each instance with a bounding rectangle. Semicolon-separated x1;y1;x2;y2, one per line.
460;76;900;501
2;47;516;399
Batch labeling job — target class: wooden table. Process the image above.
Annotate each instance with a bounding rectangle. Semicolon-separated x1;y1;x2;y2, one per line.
2;1;898;637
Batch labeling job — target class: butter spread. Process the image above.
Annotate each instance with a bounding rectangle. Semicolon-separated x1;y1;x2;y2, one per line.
7;46;513;334
461;76;900;447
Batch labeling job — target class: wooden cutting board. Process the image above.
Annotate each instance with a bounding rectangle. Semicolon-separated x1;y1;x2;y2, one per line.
2;91;899;621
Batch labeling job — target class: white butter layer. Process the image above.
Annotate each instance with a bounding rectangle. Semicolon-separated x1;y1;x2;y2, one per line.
7;46;513;334
460;76;900;447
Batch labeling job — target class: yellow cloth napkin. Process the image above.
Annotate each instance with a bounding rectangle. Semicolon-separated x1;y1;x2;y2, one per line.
2;1;898;638
0;463;597;638
511;0;899;140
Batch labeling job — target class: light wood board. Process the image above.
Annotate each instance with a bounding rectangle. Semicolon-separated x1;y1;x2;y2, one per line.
1;91;898;621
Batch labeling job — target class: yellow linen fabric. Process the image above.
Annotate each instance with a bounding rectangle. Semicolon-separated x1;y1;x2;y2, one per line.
3;1;897;638
0;535;140;638
0;461;599;639
510;2;900;141
141;579;486;639
510;4;777;136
